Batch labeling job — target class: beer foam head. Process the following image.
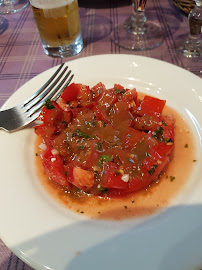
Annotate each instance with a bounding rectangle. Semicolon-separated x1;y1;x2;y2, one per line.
30;0;75;9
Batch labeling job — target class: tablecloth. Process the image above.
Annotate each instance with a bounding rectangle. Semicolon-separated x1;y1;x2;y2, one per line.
0;0;201;269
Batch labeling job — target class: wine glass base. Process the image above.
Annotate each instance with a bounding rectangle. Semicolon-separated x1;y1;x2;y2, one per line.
161;47;202;76
178;45;201;58
111;20;164;51
0;0;28;14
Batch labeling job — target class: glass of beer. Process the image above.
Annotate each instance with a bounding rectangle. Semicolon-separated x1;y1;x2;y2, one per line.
30;0;83;58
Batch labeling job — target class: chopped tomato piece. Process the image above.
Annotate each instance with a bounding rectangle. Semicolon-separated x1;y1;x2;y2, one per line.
124;127;146;149
94;105;111;124
73;166;95;188
91;82;106;101
137;95;166;116
77;84;92;101
43;154;71;189
142;156;169;181
39;100;63;125
61;83;80;102
148;143;174;160
34;124;56;138
98;89;117;108
133;115;161;131
101;162;128;189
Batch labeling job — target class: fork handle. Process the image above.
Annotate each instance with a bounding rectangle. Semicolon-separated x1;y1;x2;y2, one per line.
0;108;21;132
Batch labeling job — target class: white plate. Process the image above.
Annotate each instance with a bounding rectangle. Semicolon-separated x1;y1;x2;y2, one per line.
0;54;202;270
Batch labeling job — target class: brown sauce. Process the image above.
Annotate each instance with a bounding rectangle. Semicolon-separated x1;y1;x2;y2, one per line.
35;105;196;221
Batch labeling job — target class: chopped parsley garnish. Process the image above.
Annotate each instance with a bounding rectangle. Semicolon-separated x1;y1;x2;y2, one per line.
76;145;85;150
96;142;103;151
45;99;55;109
162;120;167;126
153;127;164;140
98;186;108;193
98;155;113;166
184;144;188;148
147;164;158;176
114;89;126;95
85;120;96;127
170;176;175;182
75;129;94;139
165;138;173;143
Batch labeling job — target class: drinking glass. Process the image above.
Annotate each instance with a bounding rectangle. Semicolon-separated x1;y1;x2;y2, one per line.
178;0;202;58
0;0;28;14
30;0;83;58
111;0;164;50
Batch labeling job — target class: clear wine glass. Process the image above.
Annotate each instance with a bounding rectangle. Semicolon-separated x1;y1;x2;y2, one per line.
111;0;164;50
178;0;202;58
0;0;28;14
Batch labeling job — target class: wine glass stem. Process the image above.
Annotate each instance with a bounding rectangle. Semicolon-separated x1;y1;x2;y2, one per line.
129;1;147;34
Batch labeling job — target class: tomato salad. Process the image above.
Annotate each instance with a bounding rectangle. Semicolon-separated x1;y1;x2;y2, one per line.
34;82;175;198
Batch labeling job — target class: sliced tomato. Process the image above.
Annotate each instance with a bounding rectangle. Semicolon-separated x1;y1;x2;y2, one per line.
163;124;175;143
97;89;117;108
124;127;146;149
91;82;106;101
94;105;111;124
43;154;71;189
142;156;169;181
148;142;174;160
61;83;80;102
73;167;95;188
101;162;128;189
34;124;56;138
123;87;138;103
106;176;150;197
137;95;166;116
39;101;63;126
64;164;95;189
77;84;92;101
71;149;100;170
133;115;161;131
51;130;71;157
109;100;133;132
114;83;125;90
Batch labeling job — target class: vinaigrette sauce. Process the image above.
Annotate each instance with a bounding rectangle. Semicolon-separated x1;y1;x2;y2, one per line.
35;105;195;221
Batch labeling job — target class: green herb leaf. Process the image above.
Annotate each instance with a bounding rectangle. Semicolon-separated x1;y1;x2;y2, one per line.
165;138;173;143
162;120;167;126
98;155;113;166
76;129;94;139
76;145;85;150
98;186;108;193
96;142;103;151
114;89;126;95
170;176;175;182
147;164;158;176
153;127;164;140
45;99;55;109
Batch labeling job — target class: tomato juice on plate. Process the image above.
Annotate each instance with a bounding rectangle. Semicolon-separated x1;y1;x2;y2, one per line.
34;82;195;220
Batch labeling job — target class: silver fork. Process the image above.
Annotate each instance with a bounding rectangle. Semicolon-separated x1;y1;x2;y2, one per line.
0;63;74;133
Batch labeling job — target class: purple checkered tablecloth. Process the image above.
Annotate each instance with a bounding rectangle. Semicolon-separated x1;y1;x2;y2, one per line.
0;0;201;269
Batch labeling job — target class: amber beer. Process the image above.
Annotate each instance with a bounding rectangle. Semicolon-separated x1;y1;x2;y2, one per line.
30;0;83;57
